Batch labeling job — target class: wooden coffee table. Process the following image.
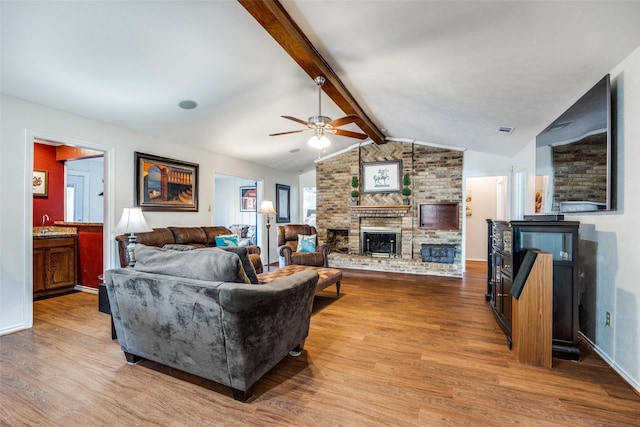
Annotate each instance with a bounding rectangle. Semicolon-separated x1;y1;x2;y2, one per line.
257;265;342;297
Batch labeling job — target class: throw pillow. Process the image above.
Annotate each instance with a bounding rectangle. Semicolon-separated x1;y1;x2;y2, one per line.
133;244;251;284
217;246;259;284
214;234;240;247
297;234;316;253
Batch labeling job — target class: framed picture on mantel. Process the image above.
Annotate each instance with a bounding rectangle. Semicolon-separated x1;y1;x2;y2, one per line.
361;160;401;193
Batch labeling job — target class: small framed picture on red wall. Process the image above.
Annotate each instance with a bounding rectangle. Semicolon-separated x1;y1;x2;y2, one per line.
33;169;48;197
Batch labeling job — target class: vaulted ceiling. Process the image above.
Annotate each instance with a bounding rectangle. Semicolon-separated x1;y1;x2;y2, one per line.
3;1;640;173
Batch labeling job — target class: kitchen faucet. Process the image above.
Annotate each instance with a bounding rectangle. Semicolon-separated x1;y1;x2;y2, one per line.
41;214;49;233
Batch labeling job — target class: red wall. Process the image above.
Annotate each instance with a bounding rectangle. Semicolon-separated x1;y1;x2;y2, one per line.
76;226;104;289
33;143;65;226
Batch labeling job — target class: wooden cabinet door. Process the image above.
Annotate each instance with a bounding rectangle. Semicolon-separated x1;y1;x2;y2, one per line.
33;248;46;292
46;246;76;290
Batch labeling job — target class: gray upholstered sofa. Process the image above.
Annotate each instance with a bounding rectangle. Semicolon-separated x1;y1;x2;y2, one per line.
105;245;318;402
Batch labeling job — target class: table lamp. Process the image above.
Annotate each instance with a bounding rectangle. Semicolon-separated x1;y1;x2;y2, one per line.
113;207;153;267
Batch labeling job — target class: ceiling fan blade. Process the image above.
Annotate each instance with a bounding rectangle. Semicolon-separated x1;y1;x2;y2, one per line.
333;129;369;140
281;115;310;126
269;129;307;136
327;114;360;128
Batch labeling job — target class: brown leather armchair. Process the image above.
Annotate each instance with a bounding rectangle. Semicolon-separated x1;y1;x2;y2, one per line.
277;224;330;267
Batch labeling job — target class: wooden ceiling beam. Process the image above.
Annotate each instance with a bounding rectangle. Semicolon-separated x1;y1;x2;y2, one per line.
238;0;386;145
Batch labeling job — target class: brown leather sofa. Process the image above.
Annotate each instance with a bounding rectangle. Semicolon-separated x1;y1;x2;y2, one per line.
277;224;330;267
116;226;263;273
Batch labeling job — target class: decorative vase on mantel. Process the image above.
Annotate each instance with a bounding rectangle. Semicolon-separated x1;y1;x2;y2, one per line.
352;198;359;206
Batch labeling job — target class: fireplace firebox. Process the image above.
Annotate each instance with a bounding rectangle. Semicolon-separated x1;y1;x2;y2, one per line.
361;227;401;258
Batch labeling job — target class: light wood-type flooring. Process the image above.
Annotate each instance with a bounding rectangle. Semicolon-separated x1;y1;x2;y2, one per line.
1;262;639;426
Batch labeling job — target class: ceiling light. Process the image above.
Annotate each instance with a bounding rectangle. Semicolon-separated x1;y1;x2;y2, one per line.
178;100;198;110
308;133;330;149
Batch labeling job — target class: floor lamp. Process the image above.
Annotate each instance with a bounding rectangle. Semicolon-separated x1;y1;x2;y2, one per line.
258;200;277;271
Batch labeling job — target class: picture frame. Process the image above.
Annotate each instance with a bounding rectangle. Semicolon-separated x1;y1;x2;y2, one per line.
134;152;199;211
276;183;291;223
240;186;257;212
361;160;402;193
33;169;48;197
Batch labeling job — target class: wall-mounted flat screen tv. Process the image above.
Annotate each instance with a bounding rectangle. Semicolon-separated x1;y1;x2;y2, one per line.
535;75;613;213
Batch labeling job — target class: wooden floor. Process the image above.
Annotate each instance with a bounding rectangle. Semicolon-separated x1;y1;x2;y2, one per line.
1;262;639;426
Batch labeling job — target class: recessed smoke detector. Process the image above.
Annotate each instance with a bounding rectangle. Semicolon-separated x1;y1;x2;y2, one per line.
498;126;515;134
178;100;198;110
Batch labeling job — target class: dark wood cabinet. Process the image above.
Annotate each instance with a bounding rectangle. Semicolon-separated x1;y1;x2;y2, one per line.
487;219;580;360
33;236;77;299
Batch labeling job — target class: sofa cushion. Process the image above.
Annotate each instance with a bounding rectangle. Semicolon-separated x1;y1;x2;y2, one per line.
218;246;259;284
297;234;316;253
215;235;240;247
201;226;235;246
133;244;250;284
168;227;208;245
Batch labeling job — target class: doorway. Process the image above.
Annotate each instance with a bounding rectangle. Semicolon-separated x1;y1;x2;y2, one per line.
465;176;508;261
32;138;107;300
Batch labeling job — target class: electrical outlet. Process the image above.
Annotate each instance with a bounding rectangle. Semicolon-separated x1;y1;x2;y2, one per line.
606;311;611;327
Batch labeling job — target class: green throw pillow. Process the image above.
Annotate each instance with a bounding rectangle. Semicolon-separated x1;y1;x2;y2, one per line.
214;234;240;247
297;234;316;253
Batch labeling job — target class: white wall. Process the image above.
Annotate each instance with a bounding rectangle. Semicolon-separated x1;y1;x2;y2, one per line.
465;176;499;260
213;174;258;227
0;95;297;335
511;45;640;392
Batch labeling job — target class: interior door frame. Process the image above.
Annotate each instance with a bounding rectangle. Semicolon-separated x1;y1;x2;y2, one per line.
25;130;113;327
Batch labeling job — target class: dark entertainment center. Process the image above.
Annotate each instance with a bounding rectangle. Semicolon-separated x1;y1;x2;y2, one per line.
486;219;580;360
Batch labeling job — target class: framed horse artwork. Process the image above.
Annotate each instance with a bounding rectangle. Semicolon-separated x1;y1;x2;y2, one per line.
361;160;402;193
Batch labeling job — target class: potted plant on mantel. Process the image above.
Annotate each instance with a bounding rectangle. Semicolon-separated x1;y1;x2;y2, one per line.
351;176;359;205
401;173;412;205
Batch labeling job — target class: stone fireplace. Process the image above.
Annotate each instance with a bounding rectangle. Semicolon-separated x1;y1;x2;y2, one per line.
315;140;464;277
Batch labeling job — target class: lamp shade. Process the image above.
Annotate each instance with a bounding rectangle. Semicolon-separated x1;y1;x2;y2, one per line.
258;200;277;215
308;134;330;149
113;207;153;234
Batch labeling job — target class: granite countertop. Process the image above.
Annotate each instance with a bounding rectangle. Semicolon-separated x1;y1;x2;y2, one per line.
54;221;103;227
33;226;77;239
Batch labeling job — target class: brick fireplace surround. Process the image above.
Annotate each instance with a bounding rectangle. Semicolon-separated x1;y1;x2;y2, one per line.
316;141;464;277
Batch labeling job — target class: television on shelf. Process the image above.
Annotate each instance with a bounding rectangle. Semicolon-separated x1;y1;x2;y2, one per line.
535;74;614;214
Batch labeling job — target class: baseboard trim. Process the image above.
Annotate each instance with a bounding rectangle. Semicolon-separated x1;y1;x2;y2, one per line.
579;332;640;396
74;285;98;295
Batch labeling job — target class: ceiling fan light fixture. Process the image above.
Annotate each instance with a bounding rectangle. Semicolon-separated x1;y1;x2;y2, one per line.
308;133;330;149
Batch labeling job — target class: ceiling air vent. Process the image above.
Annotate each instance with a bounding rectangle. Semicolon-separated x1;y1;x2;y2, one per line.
498;126;515;134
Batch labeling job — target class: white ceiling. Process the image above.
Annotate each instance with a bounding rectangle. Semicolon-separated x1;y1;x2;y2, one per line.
3;1;640;173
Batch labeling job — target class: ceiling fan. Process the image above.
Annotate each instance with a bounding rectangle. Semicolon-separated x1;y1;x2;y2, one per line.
270;76;369;148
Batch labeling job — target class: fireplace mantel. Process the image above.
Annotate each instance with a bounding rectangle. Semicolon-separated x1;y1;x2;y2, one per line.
351;205;409;211
351;205;410;218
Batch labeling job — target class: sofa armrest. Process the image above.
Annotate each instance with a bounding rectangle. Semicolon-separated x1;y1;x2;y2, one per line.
218;270;318;391
278;245;294;266
244;245;261;255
